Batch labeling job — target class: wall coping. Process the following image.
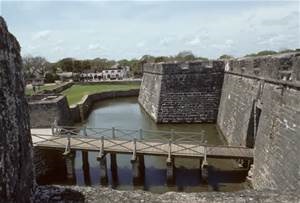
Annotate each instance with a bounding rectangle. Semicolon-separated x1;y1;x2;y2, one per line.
28;95;66;105
70;88;140;109
224;52;300;88
143;60;224;75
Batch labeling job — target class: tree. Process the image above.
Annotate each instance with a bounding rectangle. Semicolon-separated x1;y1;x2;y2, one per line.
279;49;298;54
91;58;116;71
245;50;277;57
175;51;196;61
72;60;82;73
219;54;234;60
56;58;74;72
44;72;59;83
22;55;50;79
81;60;91;72
256;50;277;56
140;55;155;63
155;56;169;63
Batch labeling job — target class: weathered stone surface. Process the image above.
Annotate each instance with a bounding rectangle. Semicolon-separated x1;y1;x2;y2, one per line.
34;185;300;203
29;95;73;128
139;61;225;123
217;52;300;191
0;17;34;202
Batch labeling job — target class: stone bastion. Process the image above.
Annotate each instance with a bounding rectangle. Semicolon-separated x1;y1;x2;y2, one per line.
138;60;225;123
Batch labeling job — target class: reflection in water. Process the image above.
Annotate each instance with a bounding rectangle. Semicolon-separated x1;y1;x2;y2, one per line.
36;97;250;193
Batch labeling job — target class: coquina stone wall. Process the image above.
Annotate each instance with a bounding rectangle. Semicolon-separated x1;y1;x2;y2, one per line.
139;61;225;123
29;95;73;128
42;82;73;94
0;17;34;202
217;52;300;191
34;186;300;203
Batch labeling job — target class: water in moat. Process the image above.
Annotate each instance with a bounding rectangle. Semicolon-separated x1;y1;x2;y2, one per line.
37;97;250;193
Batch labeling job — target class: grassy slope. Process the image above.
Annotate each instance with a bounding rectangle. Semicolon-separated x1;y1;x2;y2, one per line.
62;83;140;105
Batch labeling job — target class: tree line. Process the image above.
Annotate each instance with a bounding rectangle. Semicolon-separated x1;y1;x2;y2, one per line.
22;51;208;82
23;49;299;83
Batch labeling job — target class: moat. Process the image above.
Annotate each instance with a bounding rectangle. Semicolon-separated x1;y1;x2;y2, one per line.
37;97;250;193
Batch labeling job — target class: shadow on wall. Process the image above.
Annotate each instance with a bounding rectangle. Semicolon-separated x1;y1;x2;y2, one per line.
246;100;262;148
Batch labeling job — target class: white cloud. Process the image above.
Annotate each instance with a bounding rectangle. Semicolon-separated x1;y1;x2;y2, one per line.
88;43;103;51
225;39;234;47
159;37;175;46
53;46;63;52
257;33;295;46
32;30;52;41
6;1;299;61
186;36;201;46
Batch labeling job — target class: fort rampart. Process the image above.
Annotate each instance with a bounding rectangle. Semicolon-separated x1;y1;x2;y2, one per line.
217;52;300;191
139;52;300;191
138;61;225;123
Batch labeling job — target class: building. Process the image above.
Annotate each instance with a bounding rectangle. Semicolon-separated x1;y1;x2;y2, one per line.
57;72;74;81
80;72;102;81
31;78;45;86
102;64;129;80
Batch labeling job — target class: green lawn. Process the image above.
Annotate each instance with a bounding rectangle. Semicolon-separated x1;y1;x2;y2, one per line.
62;83;140;105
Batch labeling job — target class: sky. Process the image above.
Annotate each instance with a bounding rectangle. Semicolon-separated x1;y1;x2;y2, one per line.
1;0;299;62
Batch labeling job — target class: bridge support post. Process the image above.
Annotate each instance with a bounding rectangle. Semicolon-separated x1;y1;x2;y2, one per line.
238;159;252;170
110;153;119;187
131;152;145;185
166;157;175;185
166;138;175;185
131;155;143;185
131;158;139;184
201;145;209;183
98;155;108;185
242;159;252;170
79;104;84;122
201;159;209;183
138;154;145;177
199;158;203;178
82;151;91;185
131;138;143;185
64;151;75;180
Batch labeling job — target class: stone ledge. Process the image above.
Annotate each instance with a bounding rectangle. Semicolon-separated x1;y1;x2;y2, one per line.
34;185;300;203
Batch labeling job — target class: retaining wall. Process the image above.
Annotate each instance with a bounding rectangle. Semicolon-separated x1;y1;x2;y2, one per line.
217;52;300;191
29;95;73;128
74;80;141;85
39;82;74;94
139;60;225;123
70;89;140;123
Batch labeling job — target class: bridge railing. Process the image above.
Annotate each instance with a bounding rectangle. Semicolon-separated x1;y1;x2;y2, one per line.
34;124;253;160
52;124;206;145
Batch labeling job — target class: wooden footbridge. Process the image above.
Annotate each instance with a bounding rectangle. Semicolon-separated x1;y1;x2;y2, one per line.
31;126;253;160
31;125;253;184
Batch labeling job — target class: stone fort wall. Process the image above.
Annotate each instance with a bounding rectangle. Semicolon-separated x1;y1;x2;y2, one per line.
0;16;34;202
29;95;73;128
217;52;300;191
138;60;225;123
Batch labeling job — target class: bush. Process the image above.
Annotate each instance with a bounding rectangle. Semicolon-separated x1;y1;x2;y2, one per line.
245;50;277;57
44;73;59;83
219;54;234;59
